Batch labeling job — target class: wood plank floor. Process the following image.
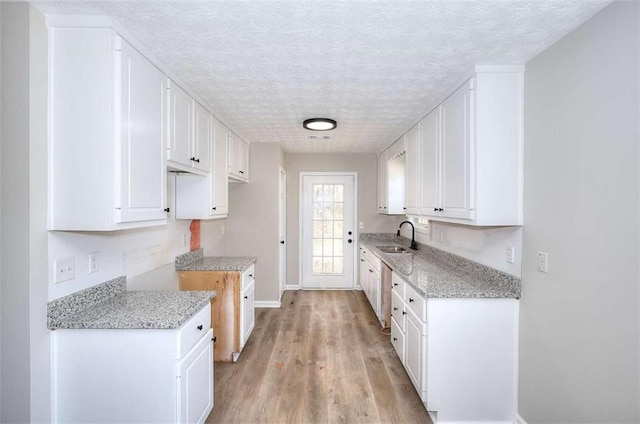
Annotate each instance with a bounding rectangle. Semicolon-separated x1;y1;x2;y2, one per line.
207;290;433;424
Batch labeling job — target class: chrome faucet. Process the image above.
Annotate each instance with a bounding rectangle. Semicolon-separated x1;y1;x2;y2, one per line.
397;220;418;250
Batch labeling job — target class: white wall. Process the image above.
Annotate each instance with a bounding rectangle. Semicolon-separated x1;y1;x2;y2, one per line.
222;143;282;303
519;1;639;422
284;152;405;286
400;223;523;277
1;4;32;421
48;175;196;300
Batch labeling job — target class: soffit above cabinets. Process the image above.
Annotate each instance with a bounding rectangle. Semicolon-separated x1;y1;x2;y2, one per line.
33;0;611;153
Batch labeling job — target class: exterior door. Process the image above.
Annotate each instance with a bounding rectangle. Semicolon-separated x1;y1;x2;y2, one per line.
301;174;355;289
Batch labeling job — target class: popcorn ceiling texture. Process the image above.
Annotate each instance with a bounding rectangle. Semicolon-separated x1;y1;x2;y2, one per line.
34;0;610;153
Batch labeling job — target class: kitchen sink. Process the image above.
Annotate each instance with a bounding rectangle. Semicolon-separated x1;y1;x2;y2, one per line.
376;245;412;254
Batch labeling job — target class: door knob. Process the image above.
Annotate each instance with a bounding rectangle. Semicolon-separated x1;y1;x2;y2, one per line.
348;231;352;235
347;239;352;243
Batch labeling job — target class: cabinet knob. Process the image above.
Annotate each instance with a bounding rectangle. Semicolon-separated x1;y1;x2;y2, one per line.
409;298;415;303
402;311;407;315
244;295;248;299
239;170;245;174
403;207;407;210
280;240;285;244
164;207;170;213
197;325;203;331
212;336;217;343
369;269;373;273
195;158;200;163
393;307;398;311
393;337;398;342
360;259;364;262
212;206;217;211
249;274;253;278
393;283;398;287
433;207;438;212
190;157;196;161
438;208;444;212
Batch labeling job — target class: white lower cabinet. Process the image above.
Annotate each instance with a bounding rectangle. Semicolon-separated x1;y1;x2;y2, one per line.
390;272;518;423
240;281;255;349
359;246;382;324
52;304;214;424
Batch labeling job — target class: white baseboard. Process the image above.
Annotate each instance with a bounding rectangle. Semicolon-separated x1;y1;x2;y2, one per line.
285;284;300;290
515;414;527;424
255;301;281;308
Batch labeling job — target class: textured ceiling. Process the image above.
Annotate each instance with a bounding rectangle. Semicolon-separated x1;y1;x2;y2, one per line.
33;0;611;153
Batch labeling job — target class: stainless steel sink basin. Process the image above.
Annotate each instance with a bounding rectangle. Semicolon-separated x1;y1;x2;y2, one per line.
376;245;412;254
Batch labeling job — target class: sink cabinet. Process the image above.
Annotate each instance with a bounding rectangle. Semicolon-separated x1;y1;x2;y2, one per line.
178;264;255;362
52;304;214;424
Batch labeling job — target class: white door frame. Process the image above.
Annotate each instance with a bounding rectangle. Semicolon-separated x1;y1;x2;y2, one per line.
298;172;358;290
279;166;287;300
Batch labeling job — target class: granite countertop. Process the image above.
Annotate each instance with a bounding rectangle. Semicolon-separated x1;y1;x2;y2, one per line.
48;276;215;330
175;248;256;272
360;233;521;299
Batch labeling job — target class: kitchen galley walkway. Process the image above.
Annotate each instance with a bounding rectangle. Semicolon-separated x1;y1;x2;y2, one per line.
208;290;432;424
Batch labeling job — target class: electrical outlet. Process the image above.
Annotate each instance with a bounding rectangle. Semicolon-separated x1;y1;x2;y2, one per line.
54;256;75;284
439;231;444;243
89;252;99;273
181;232;187;246
537;252;549;273
506;246;515;264
359;221;364;230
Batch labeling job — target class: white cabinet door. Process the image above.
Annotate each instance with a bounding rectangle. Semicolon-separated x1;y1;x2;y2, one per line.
420;107;440;216
192;102;212;173
211;119;229;216
116;39;167;224
228;132;249;182
405;309;426;399
177;331;214;424
167;82;193;170
377;151;387;213
405;124;420;214
390;316;405;363
441;80;473;220
240;281;255;348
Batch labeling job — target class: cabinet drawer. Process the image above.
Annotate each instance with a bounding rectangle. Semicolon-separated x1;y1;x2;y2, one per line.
176;303;211;359
391;290;406;332
390;316;405;363
391;272;406;298
405;283;427;322
241;264;255;290
364;250;381;272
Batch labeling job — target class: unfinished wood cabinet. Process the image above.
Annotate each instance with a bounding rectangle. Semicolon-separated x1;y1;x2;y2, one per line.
178;264;255;362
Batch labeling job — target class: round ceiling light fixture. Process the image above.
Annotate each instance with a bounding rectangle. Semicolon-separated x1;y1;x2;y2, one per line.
303;118;337;131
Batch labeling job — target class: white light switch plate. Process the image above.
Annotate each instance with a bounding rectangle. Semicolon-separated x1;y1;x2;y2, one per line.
537;252;549;273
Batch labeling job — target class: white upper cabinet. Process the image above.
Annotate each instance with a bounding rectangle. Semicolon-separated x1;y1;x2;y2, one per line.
167;82;211;175
176;117;229;219
48;23;168;230
192;101;212;173
419;107;440;215
228;131;249;182
378;137;406;215
377;150;388;213
405;124;421;215
440;80;473;220
396;65;523;226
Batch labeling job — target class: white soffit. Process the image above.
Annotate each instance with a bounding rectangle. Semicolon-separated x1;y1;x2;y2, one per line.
33;0;611;153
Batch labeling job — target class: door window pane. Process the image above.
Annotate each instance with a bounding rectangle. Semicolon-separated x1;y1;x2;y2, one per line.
311;183;345;276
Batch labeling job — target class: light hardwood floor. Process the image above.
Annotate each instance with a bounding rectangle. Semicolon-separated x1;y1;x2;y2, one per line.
207;290;432;424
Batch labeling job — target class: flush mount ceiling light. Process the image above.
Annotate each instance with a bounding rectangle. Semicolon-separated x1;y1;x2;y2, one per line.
303;118;337;131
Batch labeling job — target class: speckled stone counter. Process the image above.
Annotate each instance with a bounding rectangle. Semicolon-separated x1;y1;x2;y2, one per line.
360;233;521;299
48;276;215;330
175;248;256;272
